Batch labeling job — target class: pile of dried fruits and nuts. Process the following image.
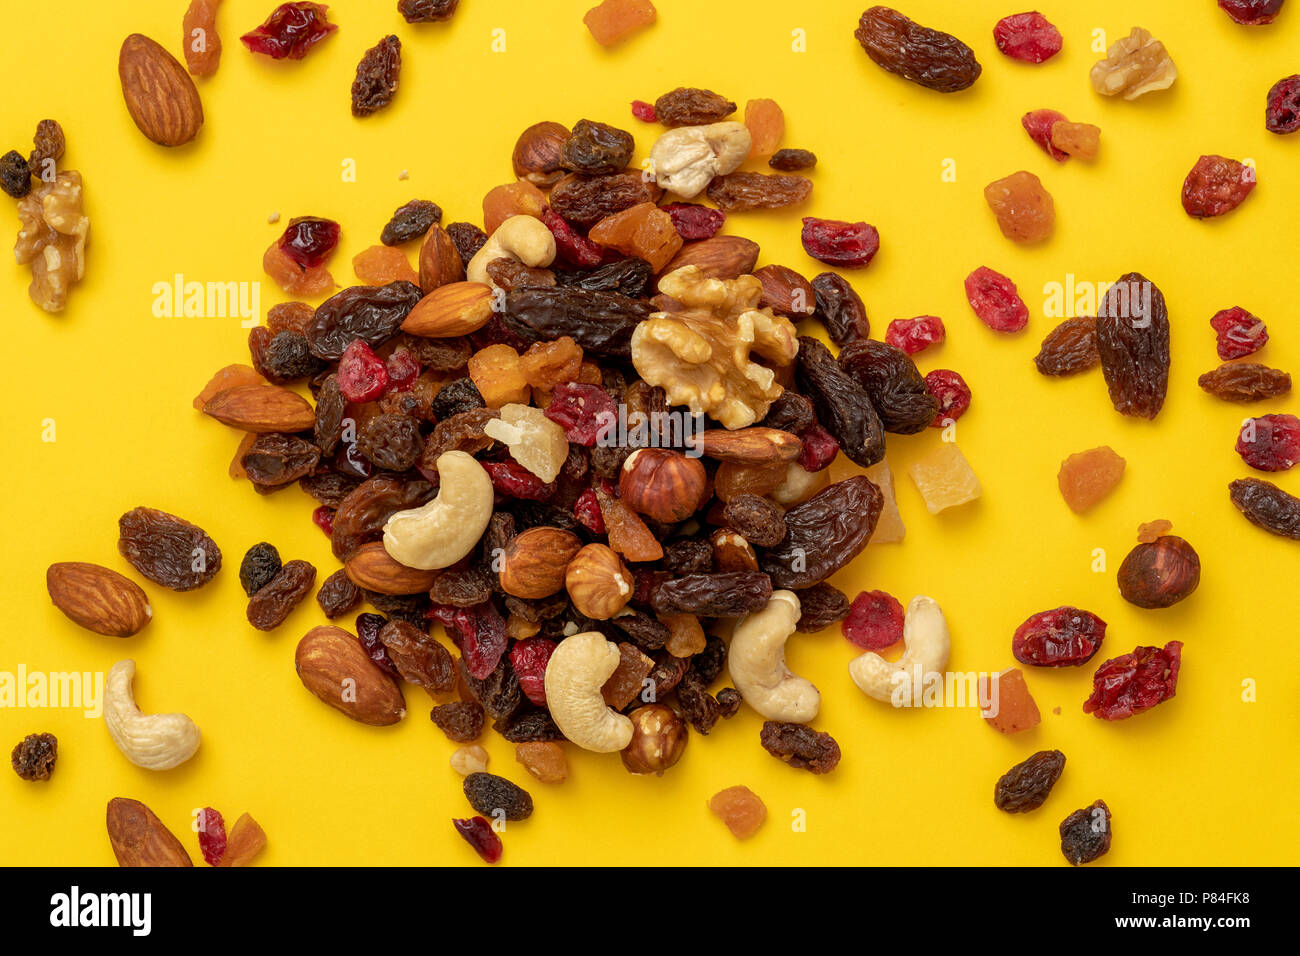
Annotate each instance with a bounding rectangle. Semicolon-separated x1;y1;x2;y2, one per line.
17;1;1300;867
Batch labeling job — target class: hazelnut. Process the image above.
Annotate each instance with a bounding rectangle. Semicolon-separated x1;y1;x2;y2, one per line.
619;448;708;523
499;527;583;599
511;121;569;188
565;543;633;620
710;528;759;572
621;704;688;775
1117;535;1200;609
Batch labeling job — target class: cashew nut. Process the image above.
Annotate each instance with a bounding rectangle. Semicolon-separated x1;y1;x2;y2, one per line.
543;631;634;753
728;590;820;722
649;122;751;199
382;450;494;571
848;595;951;704
466;214;556;286
103;659;201;771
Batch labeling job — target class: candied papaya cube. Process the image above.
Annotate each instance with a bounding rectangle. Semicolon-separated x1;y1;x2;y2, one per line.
907;443;982;515
984;171;1055;243
864;458;905;544
744;98;785;157
983;668;1041;734
588;202;683;273
519;336;584;390
1050;121;1101;160
1057;446;1125;514
353;245;419;286
708;785;767;839
468;344;530;408
583;0;657;47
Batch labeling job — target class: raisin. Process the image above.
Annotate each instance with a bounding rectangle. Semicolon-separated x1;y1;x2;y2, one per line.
794;583;850;632
924;369;971;426
118;507;222;591
649;572;772;617
554;256;654;297
994;13;1063;64
501;287;652;358
1096;273;1170;420
10;733;57;781
855;5;982;93
277;216;340;270
379;619;456;692
311;374;345;456
1229;477;1300;540
357;412;422;472
1183;155;1256;219
676;671;723;735
494;707;563;742
795;337;885;465
246;559;316;630
399;0;459;22
716;687;742;719
764;477;882;589
1237;414;1300;471
431;700;485;742
351;35;401;117
1210;306;1267;359
316;568;361;619
761;391;817;434
964;266;1028;332
260;331;323;384
239;542;282;597
1083;642;1183;720
429;568;493;608
769;148;817;171
841;590;904;650
1266;74;1300;134
28;119;65;176
332;476;434;560
800;217;880;268
1022;109;1070;161
1219;0;1286;25
445;221;488;265
549;170;660;228
196;807;226;866
486;257;556;291
560;119;635;175
241;2;337;59
452;816;502;864
300;471;361;508
462;772;533;821
1059;800;1112;866
0;150;30;199
759;721;841;774
241;433;321;487
838;339;938;435
305;281;423;361
1035;317;1099;376
706;172;812;212
722;495;786;548
381;199;441;246
885;316;945;355
995;750;1066;813
355;612;399;677
428;377;485;421
652;87;736;126
660;203;725;241
1013;607;1105;667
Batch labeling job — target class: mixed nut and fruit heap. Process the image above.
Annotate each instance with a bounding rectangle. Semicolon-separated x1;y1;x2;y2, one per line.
16;1;1300;868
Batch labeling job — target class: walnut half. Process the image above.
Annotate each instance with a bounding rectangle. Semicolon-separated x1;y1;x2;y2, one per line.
14;169;88;312
1089;27;1177;101
631;266;799;430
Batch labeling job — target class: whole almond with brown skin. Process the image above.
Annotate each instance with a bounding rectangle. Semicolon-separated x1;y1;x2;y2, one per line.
295;625;406;726
500;527;583;599
217;812;267;867
119;34;204;147
402;282;494;338
345;541;439;594
418;225;465;293
692;427;803;464
106;797;192;867
662;235;760;281
201;384;316;432
754;264;816;318
47;563;151;637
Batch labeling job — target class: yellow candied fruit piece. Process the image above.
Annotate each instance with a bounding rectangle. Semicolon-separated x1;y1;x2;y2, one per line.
907;443;982;515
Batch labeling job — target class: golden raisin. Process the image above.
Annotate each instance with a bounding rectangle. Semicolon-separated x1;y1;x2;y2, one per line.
744;98;785;156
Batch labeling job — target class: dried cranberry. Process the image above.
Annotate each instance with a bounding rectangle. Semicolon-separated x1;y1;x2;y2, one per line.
356;612;399;678
510;637;557;706
541;206;603;268
1236;414;1300;472
1182;155;1257;219
483;461;556;501
1266;75;1300;134
661;202;726;241
452;816;502;864
277;216;340;269
1013;607;1106;667
885;316;946;354
925;369;971;426
964;266;1028;332
994;12;1063;63
1210;306;1267;359
196;807;226;866
573;488;606;533
842;590;904;650
631;99;658;122
311;506;334;536
1022;109;1070;161
241;2;337;60
543;382;617;446
796;424;839;472
385;347;421;392
429;604;508;679
800;217;880;268
1219;0;1286;25
338;340;389;402
1083;642;1182;720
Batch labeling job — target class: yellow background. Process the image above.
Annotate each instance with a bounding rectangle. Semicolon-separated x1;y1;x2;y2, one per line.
2;0;1298;866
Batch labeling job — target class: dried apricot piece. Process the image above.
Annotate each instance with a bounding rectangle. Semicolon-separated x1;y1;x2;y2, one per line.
588;202;682;272
984;171;1054;243
743;98;785;156
468;344;530;408
1050;121;1101;160
708;785;766;839
352;245;419;286
983;668;1041;734
1057;446;1126;514
583;0;657;47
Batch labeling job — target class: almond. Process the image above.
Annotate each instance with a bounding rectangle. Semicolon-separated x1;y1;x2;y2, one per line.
691;427;803;464
344;541;439;595
295;625;406;726
662;235;760;282
499;527;583;599
106;797;193;867
418;225;466;293
753;264;816;318
201;384;316;432
402;282;494;338
118;34;204;147
47;562;152;637
217;812;267;867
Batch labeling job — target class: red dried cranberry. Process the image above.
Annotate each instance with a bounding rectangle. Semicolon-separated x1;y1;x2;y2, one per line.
541;206;603;268
1236;414;1300;472
544;382;617;446
1266;75;1300;134
338;340;389;402
1013;607;1106;667
631;100;658;122
452;816;502;863
796;424;840;472
994;12;1063;63
385;347;421;392
1219;0;1286;25
1210;306;1267;359
1083;641;1182;720
429;603;508;679
311;506;335;536
885;316;946;355
661;203;726;241
573;488;606;534
241;2;338;60
925;369;971;426
483;461;556;500
197;807;227;866
1021;109;1070;161
800;217;880;268
1181;155;1257;219
509;637;557;706
964;266;1028;332
277;215;340;269
842;590;904;650
356;612;399;678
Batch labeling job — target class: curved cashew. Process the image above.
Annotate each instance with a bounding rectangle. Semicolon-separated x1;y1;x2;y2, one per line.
104;659;201;771
466;214;556;286
649;122;751;199
544;631;634;753
849;595;951;704
728;590;820;722
382;451;493;571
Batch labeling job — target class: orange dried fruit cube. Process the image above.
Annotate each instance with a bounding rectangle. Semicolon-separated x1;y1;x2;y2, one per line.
983;668;1041;735
195;364;264;410
353;245;419;286
588;202;683;273
1137;518;1173;543
468;344;530;408
984;171;1055;243
1050;121;1101;160
907;443;982;514
515;742;569;784
1057;446;1125;514
708;785;767;839
262;242;334;297
519;336;584;390
744;98;785;157
483;181;547;236
583;0;657;47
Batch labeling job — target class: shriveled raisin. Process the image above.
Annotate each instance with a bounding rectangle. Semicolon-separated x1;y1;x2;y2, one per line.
1199;364;1291;403
549;170;661;228
1013;607;1106;667
502;286;651;358
259;331;323;384
1229;477;1300;540
0;150;30;199
118;507;222;591
300;471;360;508
769;148;817;171
560;119;635;175
11;733;57;781
841;339;940;435
653;87;736;126
332;476;434;560
1035;317;1099;376
305;281;423;361
662;539;714;576
759;721;841;774
555;256;655;297
381;199;441;246
379;619;456;693
716;687;742;719
794;583;850;632
796;337;885;465
676;671;723;735
239;542;282;597
463;772;533;821
247;559;316;630
763;477;882;589
721;494;786;548
429;568;494;608
650;572;772;618
357;412;423;472
28;119;65;176
351;35;401;117
1096;273;1170;420
241;432;321;487
399;0;459;22
995;750;1066;813
1060;800;1112;866
316;568;361;619
429;376;485;421
445;221;487;266
1182;155;1256;219
432;700;485;742
706;172;812;212
855;6;982;93
761;391;817;434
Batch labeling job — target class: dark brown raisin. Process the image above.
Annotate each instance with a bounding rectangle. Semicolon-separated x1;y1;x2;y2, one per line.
1035;317;1100;376
246;559;317;630
1199;363;1292;403
431;700;485;742
763;477;883;589
553;257;654;297
398;0;458;23
1096;273;1170;419
366;591;432;627
10;733;57;781
691;634;728;685
1229;477;1300;540
306;281;423;361
463;772;533;821
837;339;938;435
810;273;869;346
648;652;690;699
560;119;635;175
794;583;851;632
722;494;786;548
118;507;222;591
663;539;715;575
429;567;494;607
759;721;841;773
761;391;818;434
421;408;497;469
315;569;360;619
28;120;65;177
401;334;471;375
0;150;31;199
458;656;523;722
445;221;488;265
549;171;661;228
332;476;434;560
241;433;322;488
299;471;361;508
855;6;982;93
649;572;773;617
351;35;401;117
312;374;346;456
676;671;723;735
610;609;671;650
259;331;324;385
995;750;1066;813
378;619;456;692
654;87;737;126
716;687;742;718
357;412;423;472
706;172;812;212
1059;800;1112;865
795;336;886;465
239;542;281;596
486;257;557;291
501;287;652;358
769;148;817;171
493;707;564;742
381;199;441;246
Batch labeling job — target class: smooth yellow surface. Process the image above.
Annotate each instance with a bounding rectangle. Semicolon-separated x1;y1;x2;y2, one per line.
2;0;1298;867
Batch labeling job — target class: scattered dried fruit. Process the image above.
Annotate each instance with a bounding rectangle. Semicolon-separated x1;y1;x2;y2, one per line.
583;0;657;47
800;217;880;267
241;2;336;60
855;5;982;93
759;721;840;774
842;590;904;650
1057;446;1125;513
885;316;945;355
1182;155;1256;219
708;785;766;839
995;750;1065;813
907;443;982;514
11;733;57;781
1210;306;1267;360
983;668;1040;734
1096;273;1170;420
1084;642;1182;719
1219;0;1286;25
994;12;1062;64
452;816;502;863
984;171;1054;243
1237;414;1300;472
1014;607;1105;667
1035;317;1099;376
118;507;222;591
1059;800;1112;865
1266;74;1300;134
1229;477;1300;540
965;266;1028;332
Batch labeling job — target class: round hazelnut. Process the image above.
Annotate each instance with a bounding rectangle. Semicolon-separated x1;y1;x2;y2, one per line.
1117;535;1200;609
621;704;688;775
564;543;632;620
619;448;708;523
511;121;569;188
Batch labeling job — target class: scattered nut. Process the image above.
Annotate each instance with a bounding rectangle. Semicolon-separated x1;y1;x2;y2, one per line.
710;529;759;572
106;797;193;867
451;744;490;776
649;122;751;199
512;121;570;187
728;591;820;722
1117;535;1201;609
619;448;708;523
382;451;494;570
294;626;407;726
1090;27;1177;100
848;595;951;705
565;543;633;619
543;631;635;752
466;214;556;286
401;281;495;337
345;541;439;594
103;659;200;770
621;704;687;775
46;562;152;637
